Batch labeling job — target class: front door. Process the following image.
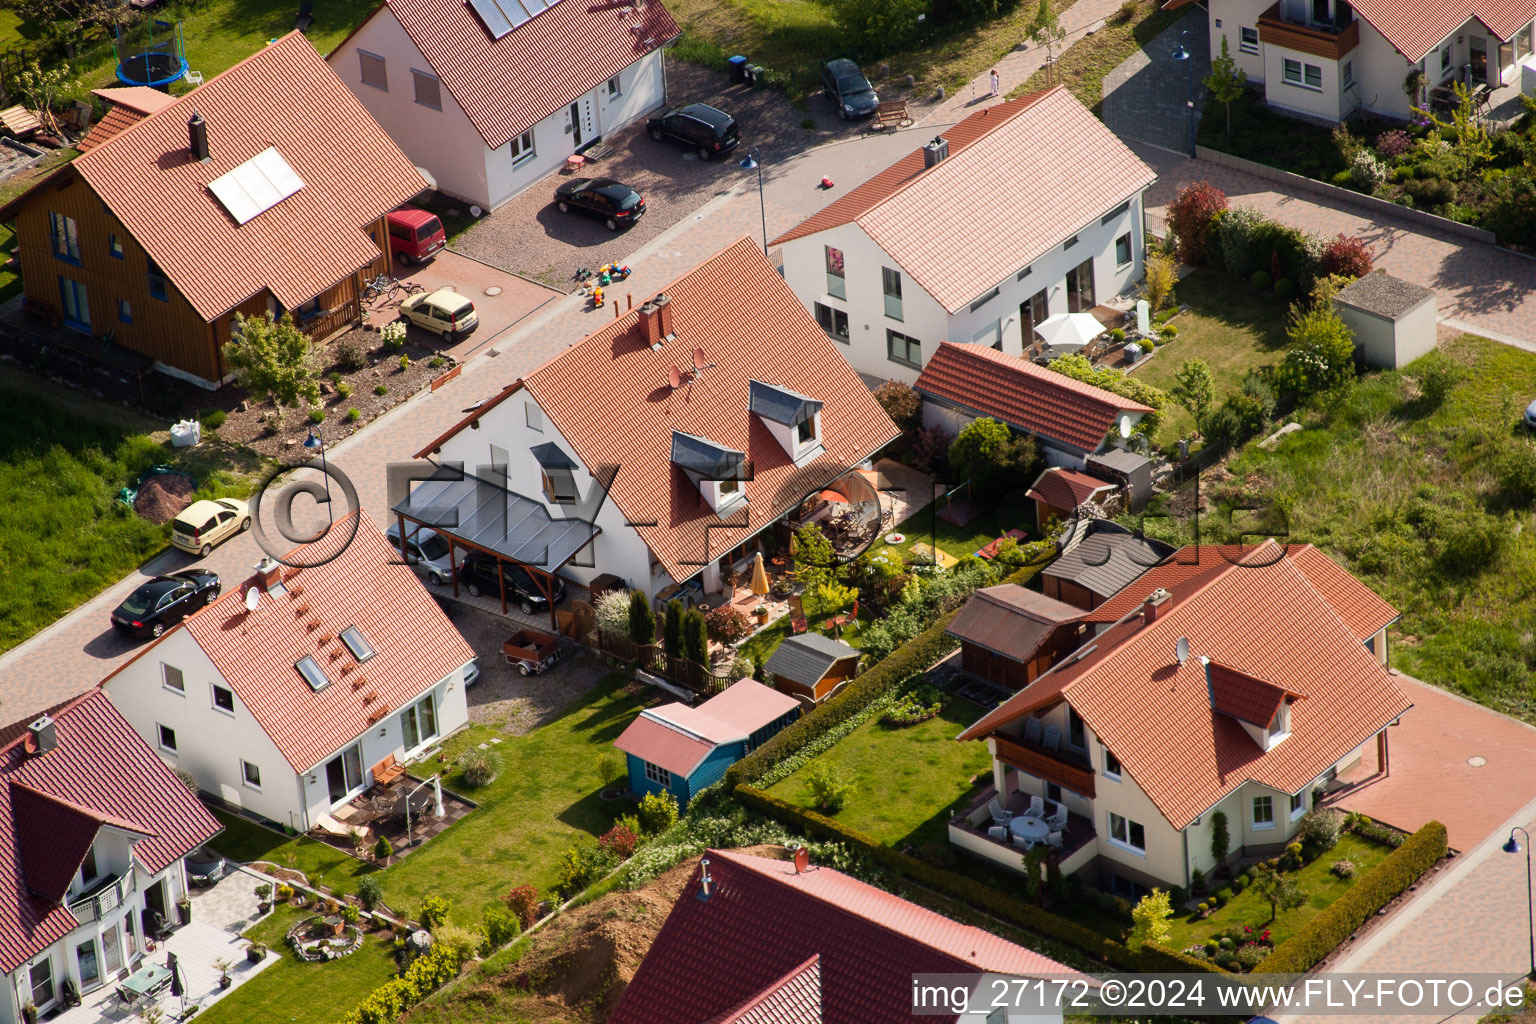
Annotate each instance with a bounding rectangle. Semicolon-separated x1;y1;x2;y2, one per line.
326;744;364;804
1471;37;1490;84
102;921;123;977
570;94;597;150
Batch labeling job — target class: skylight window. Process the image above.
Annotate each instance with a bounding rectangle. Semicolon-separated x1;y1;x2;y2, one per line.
208;147;305;225
340;626;375;662
467;0;559;37
295;655;331;692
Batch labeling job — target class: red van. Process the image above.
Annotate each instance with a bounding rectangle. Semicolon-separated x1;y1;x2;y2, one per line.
386;206;446;265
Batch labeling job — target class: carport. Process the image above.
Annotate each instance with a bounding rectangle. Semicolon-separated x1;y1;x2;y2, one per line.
393;468;598;629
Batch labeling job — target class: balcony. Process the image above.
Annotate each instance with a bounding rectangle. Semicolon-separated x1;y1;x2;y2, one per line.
949;785;1096;874
68;871;135;924
992;733;1097;799
1258;2;1359;60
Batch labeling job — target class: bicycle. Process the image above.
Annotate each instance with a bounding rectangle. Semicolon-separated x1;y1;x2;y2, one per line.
362;274;425;306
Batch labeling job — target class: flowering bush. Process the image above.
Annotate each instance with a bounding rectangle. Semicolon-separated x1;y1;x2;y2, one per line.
1349;150;1387;191
1331;859;1357;878
705;604;754;644
381;320;407;352
505;885;541;929
1375;129;1411;158
1320;234;1374;279
594;588;631;636
1166;181;1229;265
599;821;639;858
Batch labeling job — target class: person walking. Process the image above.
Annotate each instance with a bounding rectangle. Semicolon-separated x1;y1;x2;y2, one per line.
990;69;1001;97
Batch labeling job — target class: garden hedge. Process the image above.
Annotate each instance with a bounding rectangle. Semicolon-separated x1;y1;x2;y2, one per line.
1254;820;1447;974
736;784;1142;970
1138;942;1233;975
721;563;1040;792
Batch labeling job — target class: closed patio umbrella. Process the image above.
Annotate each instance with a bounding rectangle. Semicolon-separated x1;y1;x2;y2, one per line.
168;951;185;1013
1032;311;1104;349
749;552;769;596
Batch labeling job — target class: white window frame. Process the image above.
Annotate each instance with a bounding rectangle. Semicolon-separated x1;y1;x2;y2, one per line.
1290;791;1307;820
1283;58;1303;85
1106;811;1146;855
606;74;621;96
162;663;185;695
412;69;442;110
1239;26;1258;54
157;723;178;754
358;50;388;91
211;683;235;716
644;760;670;787
241;759;262;790
1304;62;1323;89
1102;746;1121;779
1252;794;1276;829
510;129;536;167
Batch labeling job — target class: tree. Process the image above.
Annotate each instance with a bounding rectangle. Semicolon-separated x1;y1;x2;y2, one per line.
947;417;1038;498
11;60;79;134
663;600;684;658
1130;889;1174;949
627;591;656;646
1279;283;1357;399
1210;810;1230;865
827;0;925;49
1141;251;1177;312
803;763;854;813
682;608;709;664
873;380;921;431
1028;0;1066;82
1251;863;1307;923
221;312;320;424
1203;36;1248;137
1165;181;1228;265
1170;359;1216;433
1413;82;1490;178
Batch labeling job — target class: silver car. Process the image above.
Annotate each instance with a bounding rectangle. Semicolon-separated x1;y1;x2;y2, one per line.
385;523;454;586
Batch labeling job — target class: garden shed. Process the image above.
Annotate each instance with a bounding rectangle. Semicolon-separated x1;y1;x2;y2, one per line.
1333;271;1438;369
764;633;860;703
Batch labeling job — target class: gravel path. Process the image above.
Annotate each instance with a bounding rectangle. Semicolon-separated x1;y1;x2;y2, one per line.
453;604;616;735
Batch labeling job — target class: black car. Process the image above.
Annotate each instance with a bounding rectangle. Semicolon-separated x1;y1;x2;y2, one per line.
459;551;567;614
185;847;226;886
111;569;221;638
821;58;878;119
646;103;740;160
553;177;646;232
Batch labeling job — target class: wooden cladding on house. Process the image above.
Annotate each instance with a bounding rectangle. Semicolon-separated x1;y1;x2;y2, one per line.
1258;2;1360;59
993;734;1097;798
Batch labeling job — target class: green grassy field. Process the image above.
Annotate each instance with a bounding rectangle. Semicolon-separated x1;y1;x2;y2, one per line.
1012;0;1186;108
197;906;400;1024
1130;269;1295;445
765;695;991;848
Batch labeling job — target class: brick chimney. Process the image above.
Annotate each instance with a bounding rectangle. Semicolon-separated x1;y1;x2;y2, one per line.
653;291;674;340
1142;587;1170;626
255;557;282;590
637;297;663;349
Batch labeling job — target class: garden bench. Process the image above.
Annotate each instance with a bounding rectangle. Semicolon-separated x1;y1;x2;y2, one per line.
371;754;406;788
871;100;912;131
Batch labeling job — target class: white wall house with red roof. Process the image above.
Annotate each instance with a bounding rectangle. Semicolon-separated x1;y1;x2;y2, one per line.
102;516;475;835
1177;0;1536;123
327;0;678;211
772;88;1155;386
948;542;1410;895
405;239;900;605
0;693;221;1024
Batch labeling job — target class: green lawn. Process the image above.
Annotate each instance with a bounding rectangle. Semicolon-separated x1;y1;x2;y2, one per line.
198;906;400;1024
891;492;1036;564
765;696;991;848
1130;268;1294;446
210;673;652;922
1165;834;1394;950
1013;0;1187;110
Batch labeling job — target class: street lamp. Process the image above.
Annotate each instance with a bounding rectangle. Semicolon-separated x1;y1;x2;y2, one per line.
1170;30;1196;158
1506;827;1534;976
303;428;333;526
739;145;768;255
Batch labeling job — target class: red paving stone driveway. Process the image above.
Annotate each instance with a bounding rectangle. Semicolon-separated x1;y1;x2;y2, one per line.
363;250;558;360
1328;673;1536;853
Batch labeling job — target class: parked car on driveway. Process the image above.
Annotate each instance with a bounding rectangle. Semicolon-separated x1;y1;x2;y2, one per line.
111;569;221;638
647;103;740;160
459;550;567;614
400;287;478;342
170;498;250;557
386;522;455;585
821;59;878;119
386;206;446;265
185;847;226;886
553;177;646;232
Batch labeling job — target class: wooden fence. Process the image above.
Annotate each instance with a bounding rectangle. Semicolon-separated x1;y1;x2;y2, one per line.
595;630;734;696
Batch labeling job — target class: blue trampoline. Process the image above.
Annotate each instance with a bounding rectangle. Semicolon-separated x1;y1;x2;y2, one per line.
114;19;188;89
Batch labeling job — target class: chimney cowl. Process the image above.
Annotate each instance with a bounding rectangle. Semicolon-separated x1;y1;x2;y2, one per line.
25;715;57;756
922;136;949;168
188;112;209;162
255;557;282;589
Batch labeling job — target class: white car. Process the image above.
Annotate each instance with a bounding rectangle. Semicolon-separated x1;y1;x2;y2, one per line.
385;522;454;585
399;288;478;342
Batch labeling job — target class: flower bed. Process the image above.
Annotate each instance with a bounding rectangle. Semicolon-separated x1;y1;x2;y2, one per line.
286;916;365;962
879;684;947;726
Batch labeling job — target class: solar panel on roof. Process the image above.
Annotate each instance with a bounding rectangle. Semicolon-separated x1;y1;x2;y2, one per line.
498;0;532;25
467;0;513;37
207;146;304;225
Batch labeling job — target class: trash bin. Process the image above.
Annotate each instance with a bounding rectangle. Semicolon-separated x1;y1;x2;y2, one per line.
749;64;766;89
727;54;748;83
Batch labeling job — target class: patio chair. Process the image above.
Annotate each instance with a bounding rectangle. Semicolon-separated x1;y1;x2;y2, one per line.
1047;830;1063;849
1027;795;1044;818
1041;724;1061;752
987;825;1009;843
987;797;1012;825
1023;717;1042;745
1048;806;1068;831
787;595;808;635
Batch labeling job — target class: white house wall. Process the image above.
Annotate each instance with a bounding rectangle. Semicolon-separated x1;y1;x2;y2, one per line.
779;195;1145;385
1208;0;1272;83
103;630;303;828
327;8;492;209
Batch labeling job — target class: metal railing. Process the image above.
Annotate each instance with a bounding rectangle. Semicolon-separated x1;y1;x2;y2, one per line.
68;871;135;924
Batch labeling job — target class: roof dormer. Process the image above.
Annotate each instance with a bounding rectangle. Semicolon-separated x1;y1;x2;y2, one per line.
1204;659;1303;752
671;431;747;513
749;380;824;465
531;442;578;504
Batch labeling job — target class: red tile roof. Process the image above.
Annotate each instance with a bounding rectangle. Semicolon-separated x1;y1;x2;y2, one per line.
79;87;177;152
104;514;474;772
915;342;1153;453
421;238;900;583
1082;544;1400;640
610;849;1071;1024
614;681;800;776
961;541;1413;828
68;32;424;321
946;584;1083;664
705;955;822;1024
1207;663;1300;729
369;0;679;150
772;87;1156;312
1026;466;1117;512
0;691;221;973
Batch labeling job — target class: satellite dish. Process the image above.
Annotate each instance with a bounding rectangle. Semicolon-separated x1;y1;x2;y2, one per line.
693;347;711;371
1118;414;1133;439
244;587;262;612
1175;637;1189;665
667;365;684;389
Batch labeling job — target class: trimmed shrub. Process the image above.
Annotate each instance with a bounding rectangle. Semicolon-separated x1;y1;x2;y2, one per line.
1273;278;1295;299
1320;233;1374;279
418;895;451;929
705;604;753;644
341;941;471;1024
1250;270;1272;291
1296;807;1344;859
1231;875;1247;894
482;906;520;948
1167;181;1229;264
1256;821;1447;973
1190;867;1207;893
1351;817;1407;848
1214;887;1233;906
1139;942;1231;974
637;791;679;835
1331;859;1356;879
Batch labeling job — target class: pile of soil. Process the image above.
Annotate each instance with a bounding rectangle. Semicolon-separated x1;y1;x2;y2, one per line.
134;473;194;523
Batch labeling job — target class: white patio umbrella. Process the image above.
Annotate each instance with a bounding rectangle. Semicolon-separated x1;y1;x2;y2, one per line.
1032;312;1104;349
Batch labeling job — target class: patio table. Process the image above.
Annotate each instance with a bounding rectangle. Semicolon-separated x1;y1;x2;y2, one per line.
123;963;172;999
1008;815;1049;847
